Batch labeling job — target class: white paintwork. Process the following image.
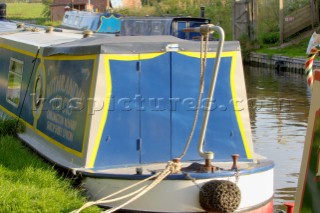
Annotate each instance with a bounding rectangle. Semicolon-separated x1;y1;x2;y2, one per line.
84;54;106;168
82;163;273;212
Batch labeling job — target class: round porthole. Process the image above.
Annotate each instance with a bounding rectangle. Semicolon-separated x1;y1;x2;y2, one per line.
32;64;46;123
34;75;43;108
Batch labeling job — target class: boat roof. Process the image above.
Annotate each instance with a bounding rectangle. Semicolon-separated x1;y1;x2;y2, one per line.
0;20;83;46
43;35;240;56
0;20;240;56
0;20;19;33
121;16;210;21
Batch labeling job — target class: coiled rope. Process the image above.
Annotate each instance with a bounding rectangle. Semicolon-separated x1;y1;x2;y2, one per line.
305;44;320;88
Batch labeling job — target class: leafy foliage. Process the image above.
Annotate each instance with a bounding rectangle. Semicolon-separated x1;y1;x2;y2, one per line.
41;0;52;18
285;0;310;15
0;117;25;136
262;32;280;45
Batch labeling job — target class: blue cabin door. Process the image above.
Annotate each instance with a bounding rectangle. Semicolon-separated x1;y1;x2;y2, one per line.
97;58;140;167
140;53;171;163
171;52;247;161
98;54;171;167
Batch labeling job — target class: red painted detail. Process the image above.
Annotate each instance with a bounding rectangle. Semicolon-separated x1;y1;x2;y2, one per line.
284;202;294;213
308;75;314;86
245;200;273;213
311;48;318;53
306;58;313;68
314;70;320;82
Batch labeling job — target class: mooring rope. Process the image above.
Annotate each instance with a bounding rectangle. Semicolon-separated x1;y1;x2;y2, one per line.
178;33;210;159
305;44;320;88
15;48;40;133
71;161;181;213
71;172;160;213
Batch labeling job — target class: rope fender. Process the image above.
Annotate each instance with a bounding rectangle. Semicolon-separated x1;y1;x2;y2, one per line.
199;180;241;213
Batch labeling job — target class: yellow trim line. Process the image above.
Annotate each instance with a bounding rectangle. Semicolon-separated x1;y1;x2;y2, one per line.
230;53;253;159
87;55;112;167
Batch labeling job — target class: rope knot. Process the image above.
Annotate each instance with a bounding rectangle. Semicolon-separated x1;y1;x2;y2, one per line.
166;161;182;174
200;24;214;36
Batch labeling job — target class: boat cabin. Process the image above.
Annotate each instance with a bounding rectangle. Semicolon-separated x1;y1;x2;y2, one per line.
120;17;210;40
60;10;122;33
60;10;210;40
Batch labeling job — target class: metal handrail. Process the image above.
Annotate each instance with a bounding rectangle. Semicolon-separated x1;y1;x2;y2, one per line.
185;25;225;161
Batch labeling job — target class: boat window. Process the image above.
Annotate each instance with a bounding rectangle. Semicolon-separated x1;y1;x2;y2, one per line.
151;21;164;35
6;58;24;107
68;15;74;25
189;21;204;40
78;17;83;26
63;14;69;24
176;21;187;39
133;21;144;35
74;16;79;25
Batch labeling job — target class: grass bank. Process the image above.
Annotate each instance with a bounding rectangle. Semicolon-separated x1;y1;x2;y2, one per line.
6;3;44;19
254;37;310;58
0;135;100;212
6;3;60;26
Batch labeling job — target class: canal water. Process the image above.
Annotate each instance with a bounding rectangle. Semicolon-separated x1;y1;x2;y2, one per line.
244;65;311;210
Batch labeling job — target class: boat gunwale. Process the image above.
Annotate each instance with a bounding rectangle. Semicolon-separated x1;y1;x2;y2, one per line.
79;159;274;180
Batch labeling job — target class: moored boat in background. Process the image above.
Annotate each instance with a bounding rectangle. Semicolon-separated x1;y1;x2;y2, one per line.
60;10;122;34
60;5;210;40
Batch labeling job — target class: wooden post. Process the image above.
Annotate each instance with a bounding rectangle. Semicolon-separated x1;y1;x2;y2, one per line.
232;0;235;40
316;0;320;23
280;0;284;45
311;0;315;29
251;0;257;40
251;0;257;41
106;0;110;10
247;0;252;39
311;0;319;26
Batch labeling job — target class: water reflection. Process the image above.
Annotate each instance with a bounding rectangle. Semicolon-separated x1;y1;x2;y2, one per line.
244;65;311;208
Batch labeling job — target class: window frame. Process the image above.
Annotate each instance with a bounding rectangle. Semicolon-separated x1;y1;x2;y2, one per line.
6;58;24;108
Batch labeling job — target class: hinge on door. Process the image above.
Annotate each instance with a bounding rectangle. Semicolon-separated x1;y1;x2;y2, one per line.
136;61;141;72
136;138;142;151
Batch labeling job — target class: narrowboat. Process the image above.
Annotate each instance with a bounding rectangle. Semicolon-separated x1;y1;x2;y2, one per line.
0;12;274;213
60;10;122;34
60;9;210;40
119;16;210;40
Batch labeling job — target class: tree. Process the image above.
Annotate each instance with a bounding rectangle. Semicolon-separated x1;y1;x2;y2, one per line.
42;0;52;18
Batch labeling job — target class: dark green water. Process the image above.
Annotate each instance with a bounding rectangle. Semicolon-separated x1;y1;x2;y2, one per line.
244;65;310;209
